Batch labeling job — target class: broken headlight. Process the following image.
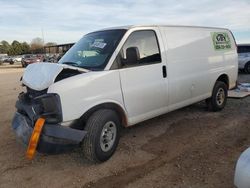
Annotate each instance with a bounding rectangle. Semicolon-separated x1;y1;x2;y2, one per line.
35;93;62;124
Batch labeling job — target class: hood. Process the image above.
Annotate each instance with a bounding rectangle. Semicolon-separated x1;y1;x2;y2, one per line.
22;62;88;91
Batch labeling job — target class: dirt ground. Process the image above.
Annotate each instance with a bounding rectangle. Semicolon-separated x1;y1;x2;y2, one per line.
0;64;249;188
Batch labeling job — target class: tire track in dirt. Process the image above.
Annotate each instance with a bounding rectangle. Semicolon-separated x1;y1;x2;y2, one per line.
82;114;250;188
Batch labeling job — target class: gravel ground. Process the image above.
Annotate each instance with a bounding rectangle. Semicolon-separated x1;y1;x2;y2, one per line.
0;65;249;188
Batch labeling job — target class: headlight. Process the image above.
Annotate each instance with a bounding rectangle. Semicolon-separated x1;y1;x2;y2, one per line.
34;93;62;124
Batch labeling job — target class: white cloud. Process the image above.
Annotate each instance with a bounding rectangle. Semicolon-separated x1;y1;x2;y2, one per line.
0;0;249;44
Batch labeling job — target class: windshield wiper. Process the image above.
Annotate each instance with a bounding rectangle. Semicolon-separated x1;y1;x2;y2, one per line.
61;61;91;71
61;62;79;67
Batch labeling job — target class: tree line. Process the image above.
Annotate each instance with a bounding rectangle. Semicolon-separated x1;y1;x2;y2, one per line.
0;37;57;56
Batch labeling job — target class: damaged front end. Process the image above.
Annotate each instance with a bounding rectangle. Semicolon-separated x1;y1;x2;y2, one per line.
12;89;86;154
12;63;87;154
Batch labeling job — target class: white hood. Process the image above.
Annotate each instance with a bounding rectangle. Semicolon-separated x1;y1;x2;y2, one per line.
22;63;88;91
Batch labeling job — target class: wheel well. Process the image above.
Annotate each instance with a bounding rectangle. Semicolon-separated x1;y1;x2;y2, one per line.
79;103;128;128
217;74;229;89
245;61;250;68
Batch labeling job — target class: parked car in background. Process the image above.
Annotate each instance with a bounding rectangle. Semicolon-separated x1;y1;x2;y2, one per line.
21;54;42;67
0;55;8;65
238;44;250;73
43;53;61;63
0;56;15;64
0;54;8;64
5;57;15;64
35;54;45;62
0;55;23;65
12;56;22;63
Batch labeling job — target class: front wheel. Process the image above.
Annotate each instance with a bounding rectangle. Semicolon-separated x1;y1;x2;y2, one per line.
206;81;228;112
82;109;121;163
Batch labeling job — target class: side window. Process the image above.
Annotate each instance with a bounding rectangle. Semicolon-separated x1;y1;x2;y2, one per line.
115;30;161;68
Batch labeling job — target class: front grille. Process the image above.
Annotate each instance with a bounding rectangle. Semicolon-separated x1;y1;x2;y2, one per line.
26;87;47;98
16;87;47;126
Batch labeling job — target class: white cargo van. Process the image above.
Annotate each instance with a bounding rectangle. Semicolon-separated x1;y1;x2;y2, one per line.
12;25;238;162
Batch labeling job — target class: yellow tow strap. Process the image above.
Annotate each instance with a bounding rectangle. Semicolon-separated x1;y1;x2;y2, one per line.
26;118;45;160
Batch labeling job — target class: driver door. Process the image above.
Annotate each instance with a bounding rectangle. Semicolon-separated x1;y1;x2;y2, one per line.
117;29;168;124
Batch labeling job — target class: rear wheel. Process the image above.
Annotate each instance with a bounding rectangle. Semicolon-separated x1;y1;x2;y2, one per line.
244;62;250;74
82;109;121;163
206;81;228;111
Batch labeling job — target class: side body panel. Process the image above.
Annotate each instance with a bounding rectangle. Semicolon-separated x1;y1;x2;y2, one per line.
160;26;238;112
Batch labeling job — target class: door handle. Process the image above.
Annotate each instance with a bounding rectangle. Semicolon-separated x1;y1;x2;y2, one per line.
162;65;167;78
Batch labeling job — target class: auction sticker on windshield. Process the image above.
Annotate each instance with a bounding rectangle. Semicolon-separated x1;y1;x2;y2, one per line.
91;41;107;49
211;32;232;50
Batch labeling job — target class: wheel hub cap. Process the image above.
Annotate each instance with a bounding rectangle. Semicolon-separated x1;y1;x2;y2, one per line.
100;121;117;152
216;88;225;106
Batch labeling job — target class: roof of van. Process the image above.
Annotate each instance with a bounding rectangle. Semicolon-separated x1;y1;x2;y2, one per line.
97;25;229;31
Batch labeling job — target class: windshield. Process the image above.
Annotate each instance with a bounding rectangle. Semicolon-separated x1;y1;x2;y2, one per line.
59;29;126;70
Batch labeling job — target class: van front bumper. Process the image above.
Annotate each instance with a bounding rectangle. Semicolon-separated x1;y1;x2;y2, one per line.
12;112;87;154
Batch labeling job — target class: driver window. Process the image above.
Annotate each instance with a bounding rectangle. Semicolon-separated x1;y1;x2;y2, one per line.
114;30;161;69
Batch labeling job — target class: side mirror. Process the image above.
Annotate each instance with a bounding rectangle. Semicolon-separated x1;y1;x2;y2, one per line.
125;47;140;65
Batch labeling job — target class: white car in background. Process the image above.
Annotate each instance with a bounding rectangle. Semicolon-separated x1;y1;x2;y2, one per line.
12;56;22;62
0;55;22;65
0;55;8;64
238;44;250;73
235;148;250;188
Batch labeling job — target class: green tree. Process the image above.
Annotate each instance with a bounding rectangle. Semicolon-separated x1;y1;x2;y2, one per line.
0;40;10;54
21;42;30;54
8;40;23;55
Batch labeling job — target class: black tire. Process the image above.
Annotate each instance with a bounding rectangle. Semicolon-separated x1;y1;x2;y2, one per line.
206;81;228;112
244;62;250;74
82;109;121;163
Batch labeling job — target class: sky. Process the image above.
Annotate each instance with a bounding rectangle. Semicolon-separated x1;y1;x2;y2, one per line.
0;0;250;44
